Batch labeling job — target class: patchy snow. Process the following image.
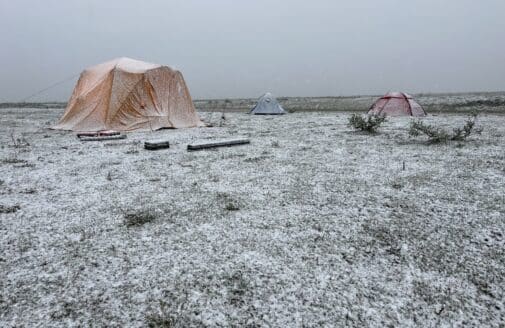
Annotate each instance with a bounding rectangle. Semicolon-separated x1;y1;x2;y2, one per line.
0;107;504;327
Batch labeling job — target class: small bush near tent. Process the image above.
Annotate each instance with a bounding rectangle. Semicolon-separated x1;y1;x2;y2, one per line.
409;113;482;143
348;114;387;133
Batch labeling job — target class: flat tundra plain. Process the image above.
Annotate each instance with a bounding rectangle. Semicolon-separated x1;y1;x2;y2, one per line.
1;100;504;326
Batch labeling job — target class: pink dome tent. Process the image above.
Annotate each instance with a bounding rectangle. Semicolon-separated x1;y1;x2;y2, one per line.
368;92;426;117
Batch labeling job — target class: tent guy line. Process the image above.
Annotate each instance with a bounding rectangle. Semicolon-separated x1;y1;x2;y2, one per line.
19;73;80;103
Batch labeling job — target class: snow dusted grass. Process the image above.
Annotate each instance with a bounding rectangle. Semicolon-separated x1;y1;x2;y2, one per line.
0;108;504;327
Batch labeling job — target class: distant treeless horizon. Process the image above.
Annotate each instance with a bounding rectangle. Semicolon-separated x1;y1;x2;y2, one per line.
7;89;505;104
1;0;504;101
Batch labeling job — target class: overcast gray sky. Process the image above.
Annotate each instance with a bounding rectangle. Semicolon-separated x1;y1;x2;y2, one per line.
1;0;504;101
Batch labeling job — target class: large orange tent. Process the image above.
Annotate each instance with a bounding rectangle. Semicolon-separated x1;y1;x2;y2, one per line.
368;92;426;117
53;57;203;131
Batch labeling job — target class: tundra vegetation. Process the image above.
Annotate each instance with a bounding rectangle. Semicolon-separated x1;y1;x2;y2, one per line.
348;113;387;133
409;113;482;143
0;97;504;327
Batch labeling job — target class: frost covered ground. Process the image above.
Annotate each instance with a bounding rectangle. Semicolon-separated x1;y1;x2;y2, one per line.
1;107;504;327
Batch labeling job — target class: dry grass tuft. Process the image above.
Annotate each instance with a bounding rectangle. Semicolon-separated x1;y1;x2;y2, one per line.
0;204;21;214
123;209;157;227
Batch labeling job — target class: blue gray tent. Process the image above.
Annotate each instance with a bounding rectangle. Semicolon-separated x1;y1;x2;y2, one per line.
250;93;286;115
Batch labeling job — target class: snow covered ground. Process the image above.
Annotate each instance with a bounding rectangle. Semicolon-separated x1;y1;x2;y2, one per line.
1;107;504;327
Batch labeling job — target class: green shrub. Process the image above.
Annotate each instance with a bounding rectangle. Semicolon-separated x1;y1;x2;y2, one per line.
348;114;387;133
408;121;451;143
409;113;482;143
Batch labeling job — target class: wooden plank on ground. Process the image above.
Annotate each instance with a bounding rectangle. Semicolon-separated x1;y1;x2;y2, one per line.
144;140;170;150
187;138;250;151
79;134;127;142
77;131;120;138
